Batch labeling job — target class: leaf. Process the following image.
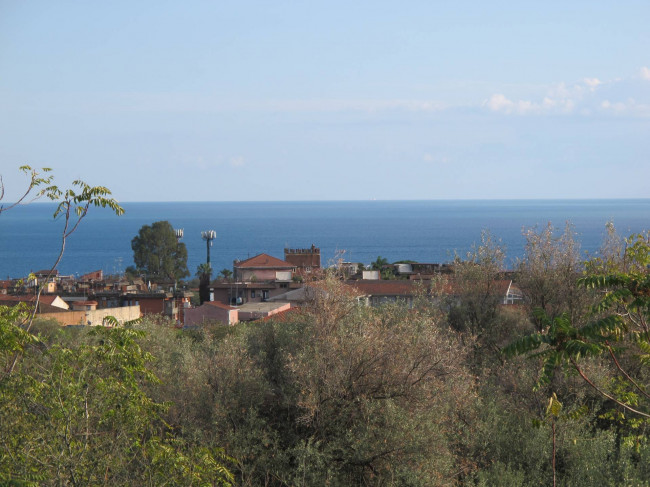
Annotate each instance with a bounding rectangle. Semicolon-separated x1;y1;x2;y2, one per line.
546;393;563;419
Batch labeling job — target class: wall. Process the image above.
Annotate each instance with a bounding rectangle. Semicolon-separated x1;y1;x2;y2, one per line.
239;269;277;281
184;304;237;326
39;305;141;326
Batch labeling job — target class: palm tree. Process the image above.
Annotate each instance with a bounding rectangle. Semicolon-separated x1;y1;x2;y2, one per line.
371;256;389;271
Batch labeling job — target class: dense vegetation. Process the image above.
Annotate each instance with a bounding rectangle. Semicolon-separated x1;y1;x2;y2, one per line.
4;223;650;485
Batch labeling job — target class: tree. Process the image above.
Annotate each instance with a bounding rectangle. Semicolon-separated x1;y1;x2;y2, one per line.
218;268;233;280
131;221;189;281
1;166;124;375
371;255;389;270
194;276;475;485
505;232;650;420
0;167;233;484
449;230;507;336
197;263;212;305
517;222;590;330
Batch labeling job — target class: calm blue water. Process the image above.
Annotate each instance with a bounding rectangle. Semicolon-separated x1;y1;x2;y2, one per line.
1;200;649;279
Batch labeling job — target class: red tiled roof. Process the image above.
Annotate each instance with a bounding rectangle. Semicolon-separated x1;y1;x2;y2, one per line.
347;279;461;296
493;280;513;297
80;270;103;281
234;253;293;269
206;301;237;311
0;294;60;305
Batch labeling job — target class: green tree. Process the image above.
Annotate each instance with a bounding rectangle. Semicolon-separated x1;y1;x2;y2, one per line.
194;276;474;485
131;221;189;281
371;255;389;270
0;321;234;485
196;262;212;278
218;268;233;280
0;167;233;484
196;263;212;305
1;166;124;374
505;232;650;420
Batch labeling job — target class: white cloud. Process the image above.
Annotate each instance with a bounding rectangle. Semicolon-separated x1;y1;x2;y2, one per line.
483;94;541;114
484;94;514;112
229;156;245;167
483;68;650;117
640;67;650;80
583;78;602;90
422;153;450;164
190;155;219;170
600;98;650;116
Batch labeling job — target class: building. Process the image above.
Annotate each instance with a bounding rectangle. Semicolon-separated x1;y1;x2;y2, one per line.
233;253;295;282
211;280;303;306
184;301;239;327
0;294;70;311
284;245;321;275
79;270;104;282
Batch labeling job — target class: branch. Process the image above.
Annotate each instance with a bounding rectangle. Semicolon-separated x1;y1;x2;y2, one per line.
0;166;54;214
6;181;122;375
569;357;650;419
605;342;650;400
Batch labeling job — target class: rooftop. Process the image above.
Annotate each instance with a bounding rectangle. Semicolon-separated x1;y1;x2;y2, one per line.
234;253;294;269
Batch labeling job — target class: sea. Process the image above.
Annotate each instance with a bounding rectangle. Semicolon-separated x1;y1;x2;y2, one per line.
1;200;649;280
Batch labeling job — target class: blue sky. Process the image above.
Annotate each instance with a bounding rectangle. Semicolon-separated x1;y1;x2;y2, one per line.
1;1;649;201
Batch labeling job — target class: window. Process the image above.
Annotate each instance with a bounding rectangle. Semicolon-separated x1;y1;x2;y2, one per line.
251;290;256;298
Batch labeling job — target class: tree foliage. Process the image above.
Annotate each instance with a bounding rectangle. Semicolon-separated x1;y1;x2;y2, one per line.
131;221;189;281
0;316;234;485
517;223;589;328
178;277;476;486
505;232;650;420
0;166;233;485
449;231;507;336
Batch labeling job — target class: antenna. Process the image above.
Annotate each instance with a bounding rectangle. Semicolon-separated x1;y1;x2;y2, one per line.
201;230;217;276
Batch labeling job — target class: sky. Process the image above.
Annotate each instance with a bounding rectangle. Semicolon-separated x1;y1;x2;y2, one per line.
1;0;649;201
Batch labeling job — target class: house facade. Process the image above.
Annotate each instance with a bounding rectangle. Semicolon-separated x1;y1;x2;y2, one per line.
233;253;295;282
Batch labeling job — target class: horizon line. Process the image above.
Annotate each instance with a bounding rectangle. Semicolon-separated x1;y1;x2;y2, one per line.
22;197;650;204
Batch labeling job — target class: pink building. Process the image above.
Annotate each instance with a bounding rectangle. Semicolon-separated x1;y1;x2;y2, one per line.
233;253;295;282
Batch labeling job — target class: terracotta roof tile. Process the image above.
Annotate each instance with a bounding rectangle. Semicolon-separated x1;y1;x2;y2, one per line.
0;294;59;305
234;253;293;269
206;301;237;310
